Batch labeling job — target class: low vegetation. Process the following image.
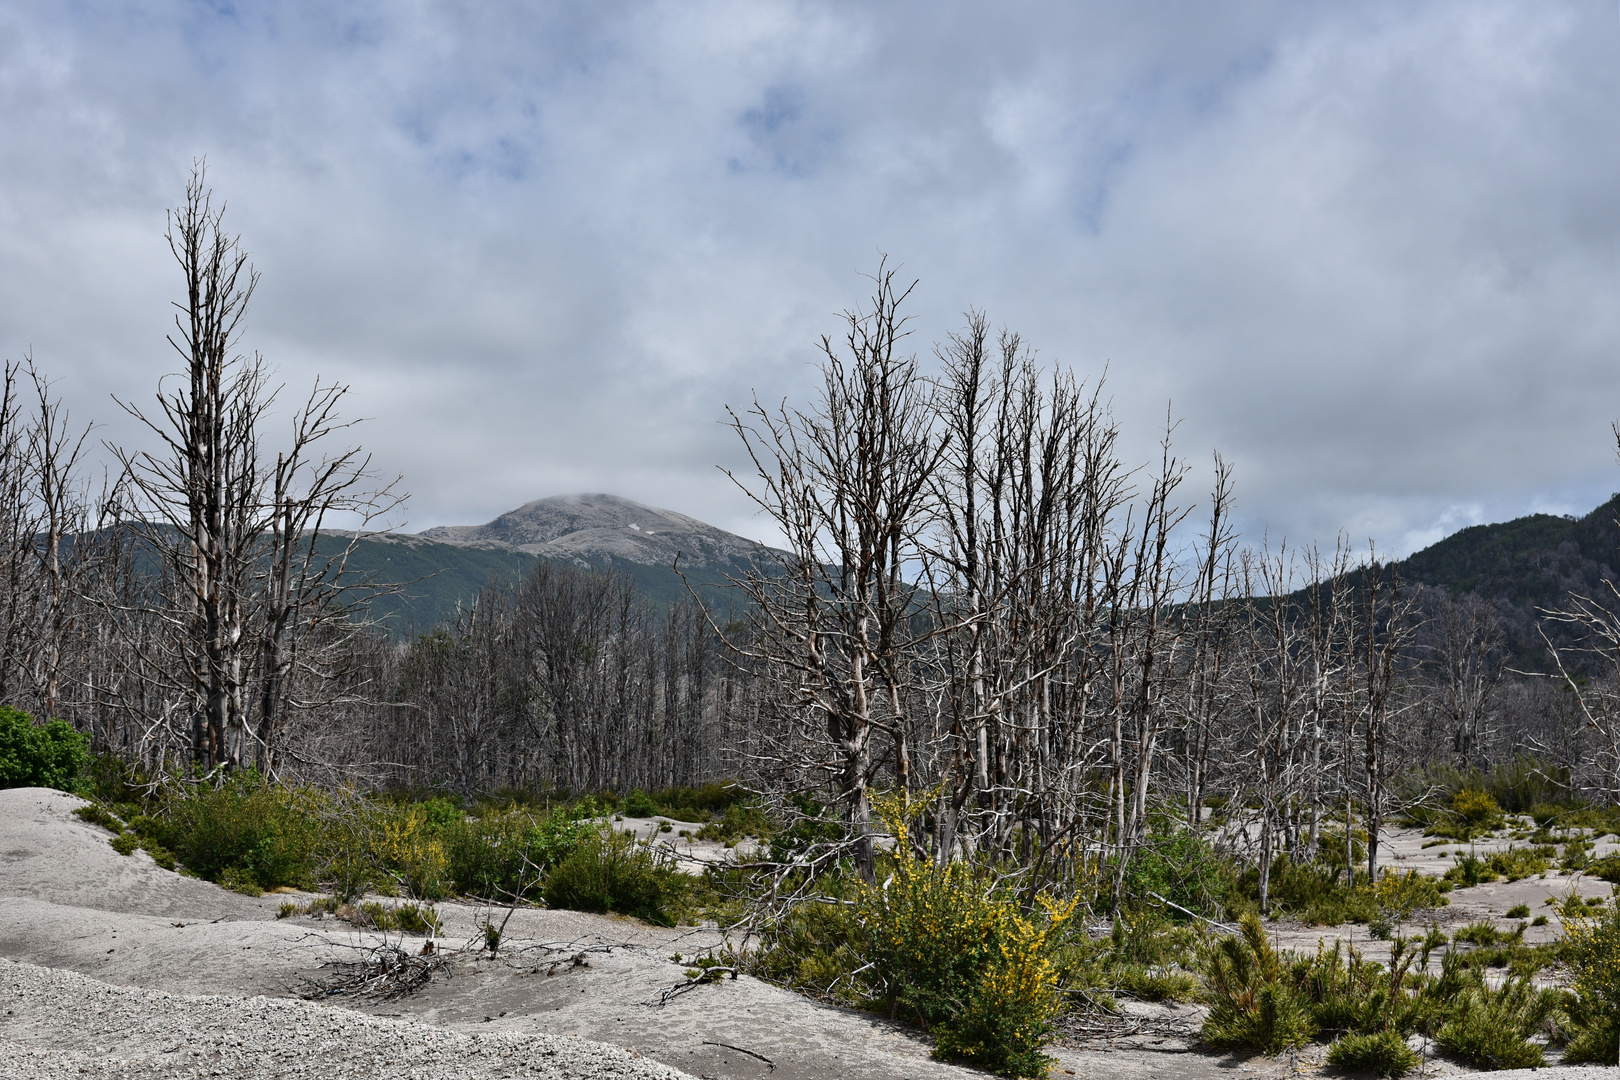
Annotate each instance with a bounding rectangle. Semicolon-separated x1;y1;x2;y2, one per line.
68;756;734;926
49;748;1620;1077
0;706;88;791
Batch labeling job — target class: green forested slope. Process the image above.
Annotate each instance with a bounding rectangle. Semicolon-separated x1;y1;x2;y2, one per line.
333;536;752;634
1391;495;1620;672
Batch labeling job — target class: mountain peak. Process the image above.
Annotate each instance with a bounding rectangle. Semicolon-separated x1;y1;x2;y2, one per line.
415;493;769;570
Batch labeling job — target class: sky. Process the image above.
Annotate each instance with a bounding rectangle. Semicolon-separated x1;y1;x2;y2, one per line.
3;0;1620;558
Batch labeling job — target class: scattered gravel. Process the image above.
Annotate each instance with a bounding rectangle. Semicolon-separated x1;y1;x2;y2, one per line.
0;958;695;1080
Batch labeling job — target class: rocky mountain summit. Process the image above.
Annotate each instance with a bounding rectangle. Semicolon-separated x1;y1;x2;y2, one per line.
415;493;773;571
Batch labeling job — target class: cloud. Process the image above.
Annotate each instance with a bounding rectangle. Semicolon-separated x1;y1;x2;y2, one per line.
0;0;1615;556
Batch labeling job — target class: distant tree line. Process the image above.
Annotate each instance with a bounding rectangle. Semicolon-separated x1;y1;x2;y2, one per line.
334;563;762;795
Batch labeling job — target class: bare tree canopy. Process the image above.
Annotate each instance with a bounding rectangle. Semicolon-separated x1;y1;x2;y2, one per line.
106;162;402;776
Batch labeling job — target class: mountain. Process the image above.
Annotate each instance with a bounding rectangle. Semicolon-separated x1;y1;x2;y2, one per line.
417;493;769;570
346;494;774;632
344;489;1620;661
1389;494;1620;672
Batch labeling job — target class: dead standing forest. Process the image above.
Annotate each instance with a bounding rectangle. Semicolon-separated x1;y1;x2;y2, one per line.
8;172;1620;899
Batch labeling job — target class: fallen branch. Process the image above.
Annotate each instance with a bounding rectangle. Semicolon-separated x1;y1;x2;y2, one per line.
1146;891;1237;934
647;965;738;1007
299;939;450;1001
702;1040;774;1069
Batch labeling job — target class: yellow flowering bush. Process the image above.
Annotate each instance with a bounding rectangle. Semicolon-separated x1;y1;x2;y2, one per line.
1561;899;1620;1063
1368;869;1446;921
367;802;451;900
858;797;1078;1078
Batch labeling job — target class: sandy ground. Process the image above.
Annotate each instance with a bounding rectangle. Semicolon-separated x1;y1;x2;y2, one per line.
0;789;970;1080
611;813;760;874
3;788;1615;1079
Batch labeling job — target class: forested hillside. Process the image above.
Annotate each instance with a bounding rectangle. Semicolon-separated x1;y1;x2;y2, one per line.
1392;495;1620;672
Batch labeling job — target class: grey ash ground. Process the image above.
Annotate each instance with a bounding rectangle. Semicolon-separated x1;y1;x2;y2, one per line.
4;785;1616;1079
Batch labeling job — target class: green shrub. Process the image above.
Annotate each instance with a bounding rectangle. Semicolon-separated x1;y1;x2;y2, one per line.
1291;937;1423;1039
353;900;442;935
1444;853;1497;887
649;781;748;822
415;795;464;831
1507;904;1530;919
219;866;263;896
1114;963;1199;1002
390;901;442;935
106;815;178;869
0;708;88;791
1403;759;1569;819
1451;789;1503;831
1327;1030;1419;1077
694;801;774;844
1434;978;1555;1070
1249;856;1371;925
1269;864;1440;927
621;790;658;818
158;773;321;891
1368;869;1447;921
365;801;451;899
1563;1021;1620;1066
73;803;124;834
141;838;177;870
766;794;847;862
542;829;690;926
444;806;593;900
1202;914;1316;1054
930;913;1076;1080
1561;898;1620;1061
1452;920;1513;947
743;886;867;995
277;895;340;919
1483;846;1553;882
853;810;1079;1079
1123;828;1235;918
81;752;149;806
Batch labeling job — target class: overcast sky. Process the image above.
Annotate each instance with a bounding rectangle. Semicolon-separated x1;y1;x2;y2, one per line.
3;1;1619;557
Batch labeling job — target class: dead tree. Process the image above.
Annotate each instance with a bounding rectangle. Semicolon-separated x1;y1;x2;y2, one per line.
724;260;942;880
1426;590;1503;772
110;162;398;774
0;358;95;722
1541;588;1620;800
1358;551;1418;880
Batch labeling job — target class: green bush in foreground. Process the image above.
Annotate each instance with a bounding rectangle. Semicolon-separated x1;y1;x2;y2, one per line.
1201;914;1315;1055
0;707;88;791
857;799;1079;1079
1433;978;1554;1071
1292;937;1424;1040
541;829;689;926
156;773;321;891
1561;898;1620;1063
1326;1031;1420;1077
